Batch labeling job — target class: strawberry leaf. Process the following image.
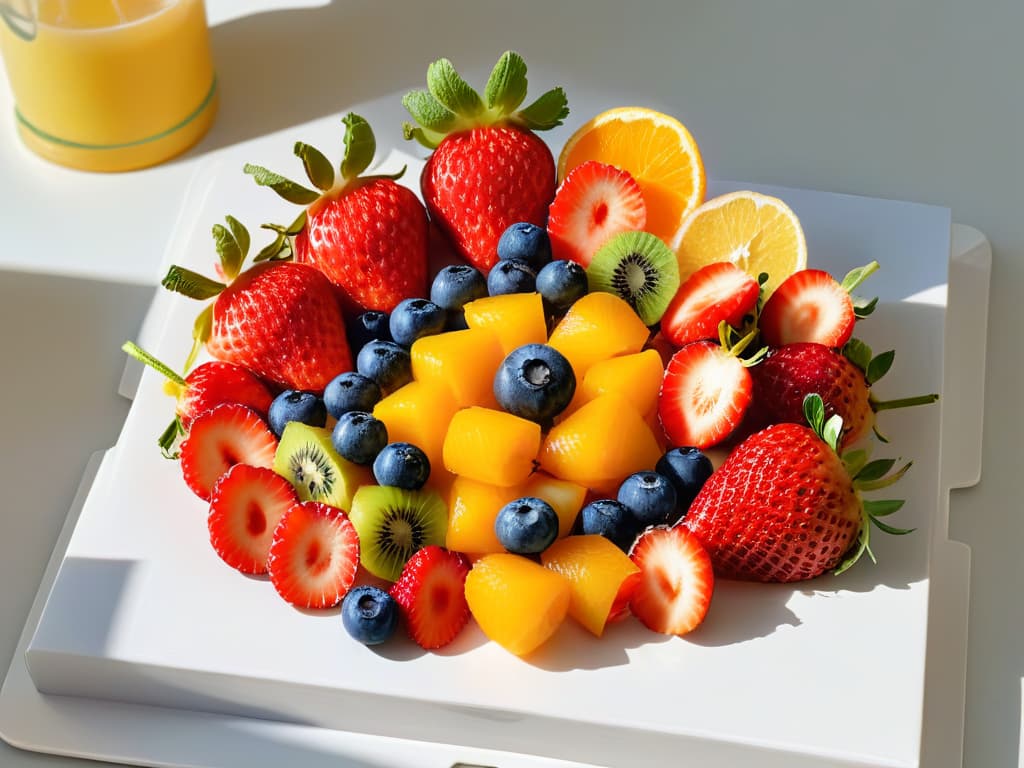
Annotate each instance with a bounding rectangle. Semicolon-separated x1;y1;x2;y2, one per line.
158;416;184;460
243;164;319;205
212;216;249;281
427;58;483;118
340;113;376;182
840;261;880;293
863;499;905;517
842;448;870;478
402;121;447;150
401;90;457;135
802;393;826;435
870;516;915;535
185;304;214;372
857;460;913;491
834;525;872;575
254;229;292;262
822;414;843;451
514;87;569;131
293;142;334;191
484;51;528;114
852;294;878;318
856;458;896;482
161;265;226;300
842;337;873;373
866;350;895;384
121;341;187;387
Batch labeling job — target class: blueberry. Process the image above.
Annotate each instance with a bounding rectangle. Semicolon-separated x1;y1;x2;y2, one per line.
356;340;412;393
617;471;678;528
487;260;537;296
430;265;488;312
536;259;589;314
347;311;391;352
323;372;382;419
494;497;559;554
581;499;640;552
388;298;447;347
332;411;388;466
341;586;398;645
655;447;714;524
496;222;552;272
268;390;327;437
372;442;430;490
493;343;576;425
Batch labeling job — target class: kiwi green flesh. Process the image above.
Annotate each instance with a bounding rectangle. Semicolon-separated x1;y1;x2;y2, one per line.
348;485;448;582
586;231;681;325
273;422;368;510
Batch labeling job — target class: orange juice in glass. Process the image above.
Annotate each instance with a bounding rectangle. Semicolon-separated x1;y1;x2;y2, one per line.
0;0;217;171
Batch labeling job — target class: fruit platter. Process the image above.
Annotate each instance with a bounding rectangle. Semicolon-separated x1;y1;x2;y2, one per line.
0;52;988;768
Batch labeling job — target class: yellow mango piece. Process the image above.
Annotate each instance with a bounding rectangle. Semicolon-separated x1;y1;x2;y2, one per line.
411;328;504;408
547;292;650;379
465;553;571;656
446;476;526;555
541;535;641;637
521;472;587;538
373;381;458;474
463;292;548;356
443;407;541;487
539;394;662;491
579;348;664;418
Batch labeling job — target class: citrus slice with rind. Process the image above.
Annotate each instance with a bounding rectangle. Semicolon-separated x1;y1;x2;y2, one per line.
669;190;807;297
557;107;706;245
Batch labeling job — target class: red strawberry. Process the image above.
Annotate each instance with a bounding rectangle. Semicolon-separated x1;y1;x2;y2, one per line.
208;464;298;574
628;526;714;635
683;395;913;582
749;341;938;447
179;404;278;500
658;339;756;449
268;501;360;609
547;160;647;266
248;114;428;313
390;545;471;649
759;261;879;348
403;51;568;272
661;262;760;347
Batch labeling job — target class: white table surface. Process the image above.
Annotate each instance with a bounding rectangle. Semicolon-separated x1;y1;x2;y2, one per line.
1;2;1022;767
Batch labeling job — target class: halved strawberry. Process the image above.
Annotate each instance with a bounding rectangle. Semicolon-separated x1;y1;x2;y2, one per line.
179;404;278;500
267;501;360;609
629;526;714;635
658;340;753;449
661;262;760;347
390;545;470;649
547;160;647;266
208;464;298;574
759;269;854;348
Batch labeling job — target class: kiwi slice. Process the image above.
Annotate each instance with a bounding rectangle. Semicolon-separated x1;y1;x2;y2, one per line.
348;485;448;581
586;231;680;325
273;422;370;510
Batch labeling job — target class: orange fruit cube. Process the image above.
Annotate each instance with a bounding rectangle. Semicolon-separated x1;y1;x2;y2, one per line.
443;407;541;487
373;381;458;474
578;348;664;419
411;327;504;408
446;476;526;555
465;553;571;656
539;394;662;491
463;292;548;356
520;473;587;538
547;292;650;379
541;534;641;637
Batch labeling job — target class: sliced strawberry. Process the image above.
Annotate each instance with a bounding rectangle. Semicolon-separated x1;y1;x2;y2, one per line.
759;269;855;348
547;161;647;267
268;501;360;609
658;341;752;449
179;404;278;500
661;262;760;346
629;526;714;635
178;361;273;428
208;465;298;574
390;545;471;649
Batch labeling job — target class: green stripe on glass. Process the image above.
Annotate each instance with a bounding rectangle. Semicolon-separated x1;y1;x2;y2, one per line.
14;76;217;151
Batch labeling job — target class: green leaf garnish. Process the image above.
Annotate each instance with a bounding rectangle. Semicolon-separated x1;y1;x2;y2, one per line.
161;265;226;300
243;163;319;205
484;51;528;113
294;142;334;191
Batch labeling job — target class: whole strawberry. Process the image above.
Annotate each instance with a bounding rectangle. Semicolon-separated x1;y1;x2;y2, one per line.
162;216;351;392
245;113;428;313
403;51;568;272
683;394;913;582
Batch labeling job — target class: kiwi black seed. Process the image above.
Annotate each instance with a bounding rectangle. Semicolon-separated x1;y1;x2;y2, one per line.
585;231;680;325
348;485;448;581
273;421;367;509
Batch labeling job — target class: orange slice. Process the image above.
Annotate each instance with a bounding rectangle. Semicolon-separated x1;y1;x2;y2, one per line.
557;107;705;245
670;190;807;297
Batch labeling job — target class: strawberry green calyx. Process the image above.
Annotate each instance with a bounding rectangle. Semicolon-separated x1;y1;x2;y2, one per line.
840;260;880;319
402;51;569;149
718;321;768;366
801;393;914;575
121;341;189;458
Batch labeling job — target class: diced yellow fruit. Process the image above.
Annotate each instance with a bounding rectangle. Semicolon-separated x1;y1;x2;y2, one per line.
539;394;663;491
443;407;541;487
411;328;504;408
465;553;571;656
521;473;587;538
446;476;526;555
547;292;650;379
373;381;458;474
579;348;664;419
541;535;641;637
463;292;548;356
